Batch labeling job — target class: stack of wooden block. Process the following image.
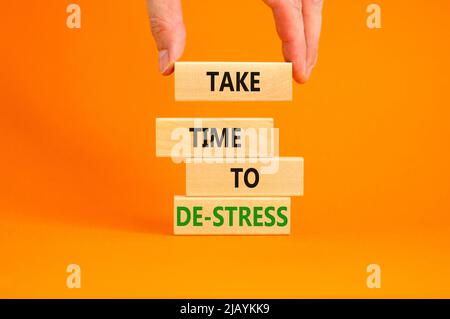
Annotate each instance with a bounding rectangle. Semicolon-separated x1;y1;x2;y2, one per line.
156;62;304;235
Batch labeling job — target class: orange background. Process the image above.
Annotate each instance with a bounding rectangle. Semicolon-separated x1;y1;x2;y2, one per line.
1;0;450;298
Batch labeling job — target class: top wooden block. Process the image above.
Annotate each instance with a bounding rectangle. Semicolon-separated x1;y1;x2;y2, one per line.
175;62;292;101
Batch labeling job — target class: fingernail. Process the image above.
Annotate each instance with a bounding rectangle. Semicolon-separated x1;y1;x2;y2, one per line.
158;50;169;74
305;56;318;80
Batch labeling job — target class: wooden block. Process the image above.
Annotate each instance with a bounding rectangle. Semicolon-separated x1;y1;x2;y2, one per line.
186;157;303;196
174;196;291;235
156;118;278;159
175;62;292;101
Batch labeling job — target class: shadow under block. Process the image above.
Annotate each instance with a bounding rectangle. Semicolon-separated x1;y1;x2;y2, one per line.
175;62;292;101
186;157;304;196
174;196;291;235
156;118;278;158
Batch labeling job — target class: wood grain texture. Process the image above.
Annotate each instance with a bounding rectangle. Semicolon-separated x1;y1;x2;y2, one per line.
156;118;277;158
186;157;304;196
174;196;291;235
175;62;292;101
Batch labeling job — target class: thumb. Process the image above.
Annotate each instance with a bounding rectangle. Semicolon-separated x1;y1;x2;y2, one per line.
146;0;186;75
263;0;308;83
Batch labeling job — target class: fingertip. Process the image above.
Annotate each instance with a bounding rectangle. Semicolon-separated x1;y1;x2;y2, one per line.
293;72;308;84
158;50;169;74
157;29;185;76
161;62;175;75
304;64;315;82
291;58;309;84
301;55;319;83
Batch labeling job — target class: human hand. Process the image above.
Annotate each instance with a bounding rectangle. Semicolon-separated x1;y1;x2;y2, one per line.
146;0;323;83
